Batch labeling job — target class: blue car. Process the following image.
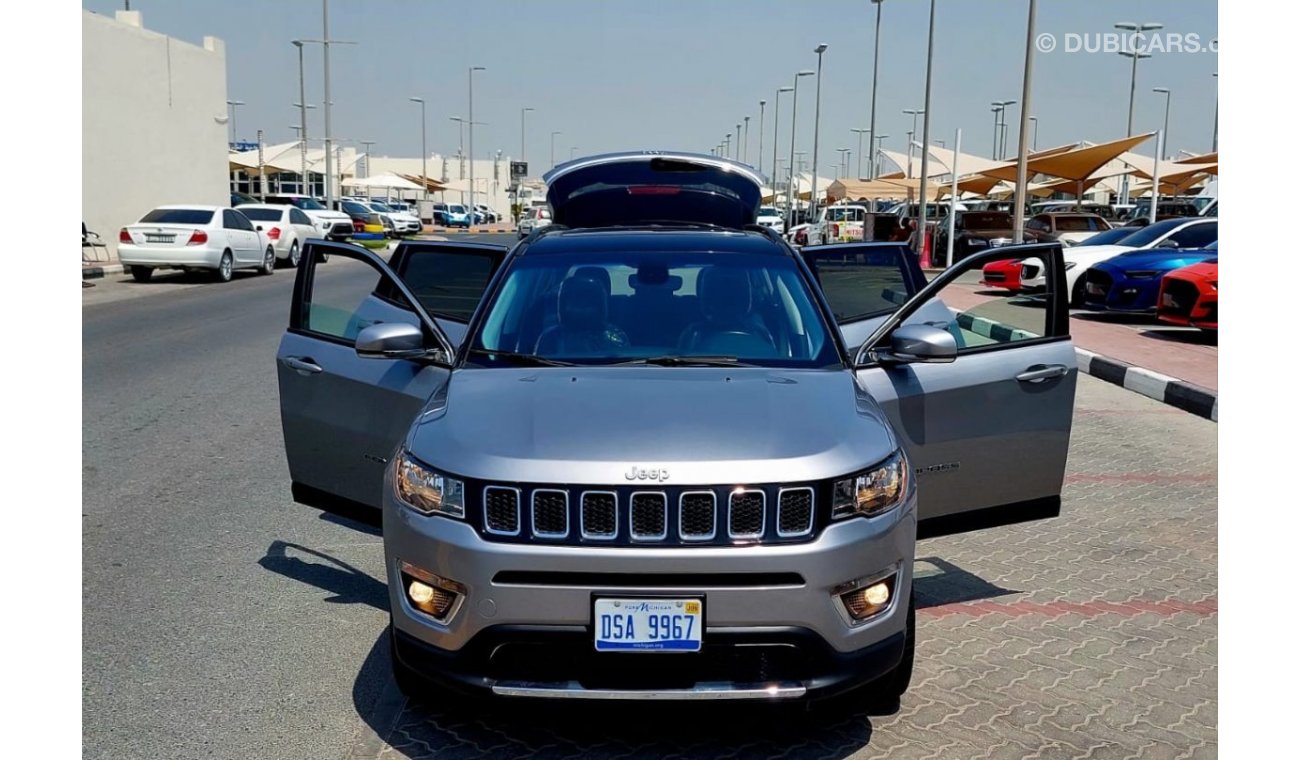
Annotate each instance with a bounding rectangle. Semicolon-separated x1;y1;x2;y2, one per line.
1080;241;1217;314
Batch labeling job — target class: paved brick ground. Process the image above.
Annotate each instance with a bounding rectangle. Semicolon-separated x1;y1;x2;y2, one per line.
349;374;1217;759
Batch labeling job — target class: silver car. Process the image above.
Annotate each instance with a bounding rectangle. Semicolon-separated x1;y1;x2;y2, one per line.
276;152;1076;705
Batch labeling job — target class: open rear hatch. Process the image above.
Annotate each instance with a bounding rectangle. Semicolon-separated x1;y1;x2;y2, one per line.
543;152;764;229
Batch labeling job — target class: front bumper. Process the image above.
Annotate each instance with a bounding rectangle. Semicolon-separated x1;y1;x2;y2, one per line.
384;488;916;699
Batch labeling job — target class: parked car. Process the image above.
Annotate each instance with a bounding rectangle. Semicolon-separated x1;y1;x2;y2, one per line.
357;199;422;235
1122;200;1200;221
516;205;552;238
1031;201;1118;221
231;190;259;207
334;199;389;235
755;205;786;234
934;210;1053;264
234;204;321;268
809;204;872;245
473;204;500;224
1157;257;1218;331
435;203;471;228
1020;217;1217;306
274;150;1076;706
1080;241;1218;315
118;205;275;282
984;226;1140;293
262;194;354;240
1023;213;1112;246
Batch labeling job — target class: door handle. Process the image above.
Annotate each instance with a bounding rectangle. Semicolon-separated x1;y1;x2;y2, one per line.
282;356;323;375
1016;364;1068;383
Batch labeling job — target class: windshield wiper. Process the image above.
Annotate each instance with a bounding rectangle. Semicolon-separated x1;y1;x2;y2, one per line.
465;348;576;367
613;355;755;367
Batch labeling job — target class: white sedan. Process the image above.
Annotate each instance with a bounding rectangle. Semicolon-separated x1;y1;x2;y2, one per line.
235;204;320;268
118;205;275;283
1019;216;1218;305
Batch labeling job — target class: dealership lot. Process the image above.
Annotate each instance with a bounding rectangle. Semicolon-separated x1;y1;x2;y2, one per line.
83;246;1214;759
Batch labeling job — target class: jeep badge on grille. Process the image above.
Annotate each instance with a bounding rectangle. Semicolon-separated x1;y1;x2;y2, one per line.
625;466;669;482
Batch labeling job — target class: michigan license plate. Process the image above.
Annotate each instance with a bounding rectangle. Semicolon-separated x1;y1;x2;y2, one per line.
594;598;703;652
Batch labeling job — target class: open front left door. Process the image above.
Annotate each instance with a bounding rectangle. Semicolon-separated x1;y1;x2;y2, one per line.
276;240;500;511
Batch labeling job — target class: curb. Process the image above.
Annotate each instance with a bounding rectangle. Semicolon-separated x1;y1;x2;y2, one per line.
83;263;124;279
1074;348;1217;422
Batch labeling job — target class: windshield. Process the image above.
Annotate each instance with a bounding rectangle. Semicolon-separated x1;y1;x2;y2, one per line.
341;201;371;214
1053;216;1094;232
449;205;467;213
962;212;1011;230
367;201;393;212
758;207;780;217
287;197;325;210
237;208;284;222
1073;227;1138;247
1112;219;1191;248
469;249;840;368
140;208;214;225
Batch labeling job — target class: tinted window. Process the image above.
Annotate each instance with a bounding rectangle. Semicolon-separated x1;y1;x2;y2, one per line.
472;250;838;368
290;209;313;226
1073;227;1138;247
368;202;394;212
393;251;498;321
342;202;371;214
1114;218;1194;248
1053;216;1094;232
140;208;214;225
803;246;920;322
961;212;1011;230
222;210;241;229
1167;222;1217;249
239;208;285;222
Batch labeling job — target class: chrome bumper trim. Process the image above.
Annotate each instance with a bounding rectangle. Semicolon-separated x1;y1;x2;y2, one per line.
491;681;807;700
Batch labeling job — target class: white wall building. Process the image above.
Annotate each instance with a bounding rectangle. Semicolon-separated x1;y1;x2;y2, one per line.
83;9;229;256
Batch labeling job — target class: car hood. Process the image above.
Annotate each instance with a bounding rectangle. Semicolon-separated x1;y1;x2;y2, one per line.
407;367;895;486
1064;244;1134;264
307;209;352;222
1094;248;1217;275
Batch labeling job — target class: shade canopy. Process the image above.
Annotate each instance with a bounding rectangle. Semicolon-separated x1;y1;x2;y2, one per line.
826;178;946;201
343;172;426;190
978;134;1154;183
228;140;302;175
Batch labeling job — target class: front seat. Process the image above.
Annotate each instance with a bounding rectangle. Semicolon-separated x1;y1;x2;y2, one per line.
534;276;629;356
678;267;776;356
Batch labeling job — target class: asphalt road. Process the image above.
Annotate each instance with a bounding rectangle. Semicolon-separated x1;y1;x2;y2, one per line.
84;234;1216;759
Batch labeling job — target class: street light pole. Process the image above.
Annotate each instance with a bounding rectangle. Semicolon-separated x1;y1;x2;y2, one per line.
772;87;791;219
1211;72;1218;152
225;100;244;144
468;66;485;227
810;44;828;224
1116;21;1161;204
292;40;309;190
1029;115;1038;151
786;70;815;230
321;0;333;208
735;123;742;160
449;117;466;178
903;108;923;177
359;139;375;199
915;0;937;258
1152;87;1171;159
409;97;428;201
868;0;885;179
550;130;561;169
1012;0;1038;244
757;100;766;171
851;128;868;179
520;107;534;163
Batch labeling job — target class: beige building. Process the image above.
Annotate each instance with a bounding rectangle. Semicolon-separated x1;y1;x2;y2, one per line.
83;9;229;256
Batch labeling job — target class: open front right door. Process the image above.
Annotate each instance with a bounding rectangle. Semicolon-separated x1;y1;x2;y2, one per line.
852;244;1077;539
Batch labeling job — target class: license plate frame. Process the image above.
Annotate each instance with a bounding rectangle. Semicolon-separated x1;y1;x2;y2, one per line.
592;596;705;653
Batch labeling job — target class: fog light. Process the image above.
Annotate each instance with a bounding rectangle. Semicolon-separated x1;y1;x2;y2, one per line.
838;574;897;622
400;561;465;622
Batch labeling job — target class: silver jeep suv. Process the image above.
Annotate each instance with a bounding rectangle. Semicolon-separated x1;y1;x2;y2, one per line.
276;152;1076;704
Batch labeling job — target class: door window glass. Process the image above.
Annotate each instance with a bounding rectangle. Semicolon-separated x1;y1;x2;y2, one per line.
301;253;416;343
803;245;920;321
921;251;1051;351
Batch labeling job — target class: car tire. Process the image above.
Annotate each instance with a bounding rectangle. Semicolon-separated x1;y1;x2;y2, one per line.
259;246;276;275
286;241;301;268
130;266;154;283
1069;278;1085;309
214;250;234;283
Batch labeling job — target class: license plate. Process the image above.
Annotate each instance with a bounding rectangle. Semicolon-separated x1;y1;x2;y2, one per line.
594;597;703;652
145;234;175;243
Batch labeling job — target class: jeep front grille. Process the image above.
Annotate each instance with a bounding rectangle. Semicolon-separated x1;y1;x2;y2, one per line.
468;482;821;547
630;492;668;541
484;487;521;536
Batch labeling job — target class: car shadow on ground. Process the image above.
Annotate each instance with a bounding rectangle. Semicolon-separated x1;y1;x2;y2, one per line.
1138;327;1218;346
259;535;1017;758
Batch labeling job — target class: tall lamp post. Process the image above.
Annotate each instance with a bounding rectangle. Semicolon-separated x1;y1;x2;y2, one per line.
291;39;310;190
809;44;828;223
225;100;244;144
467;66;485;227
1211;71;1218;151
735;123;742;160
1116;21;1161;203
1152;87;1172;159
772;86;792;219
786;69;815;230
519;107;534;163
743;116;751;163
757;100;766;171
851;128;868;179
1029;115;1039;151
550;130;562;169
915;0;937;258
1012;0;1038;242
409;97;428;201
449;117;466;178
298;3;357;210
867;0;886;179
992;100;1016;159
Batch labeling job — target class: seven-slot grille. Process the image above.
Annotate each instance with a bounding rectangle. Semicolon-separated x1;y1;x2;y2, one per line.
474;484;820;546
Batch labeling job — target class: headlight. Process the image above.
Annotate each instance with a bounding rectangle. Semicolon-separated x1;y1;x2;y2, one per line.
831;450;909;520
394;450;465;518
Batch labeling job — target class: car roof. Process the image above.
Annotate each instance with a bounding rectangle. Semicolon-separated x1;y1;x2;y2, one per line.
235;203;289;211
154;204;223;211
522;227;786;256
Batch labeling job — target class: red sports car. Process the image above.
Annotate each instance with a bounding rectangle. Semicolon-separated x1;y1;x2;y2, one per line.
981;258;1023;292
1157;257;1217;330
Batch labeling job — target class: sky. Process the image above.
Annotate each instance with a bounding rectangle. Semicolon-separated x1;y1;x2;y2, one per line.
82;0;1218;176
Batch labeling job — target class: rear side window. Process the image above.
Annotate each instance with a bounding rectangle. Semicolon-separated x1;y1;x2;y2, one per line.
803;245;920;321
290;209;313;226
1054;216;1092;232
140;208;214;225
1168;222;1217;249
390;251;498;321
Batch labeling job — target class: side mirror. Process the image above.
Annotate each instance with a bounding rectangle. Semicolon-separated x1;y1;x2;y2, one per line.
1156;239;1180;249
355;322;441;362
862;324;957;366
